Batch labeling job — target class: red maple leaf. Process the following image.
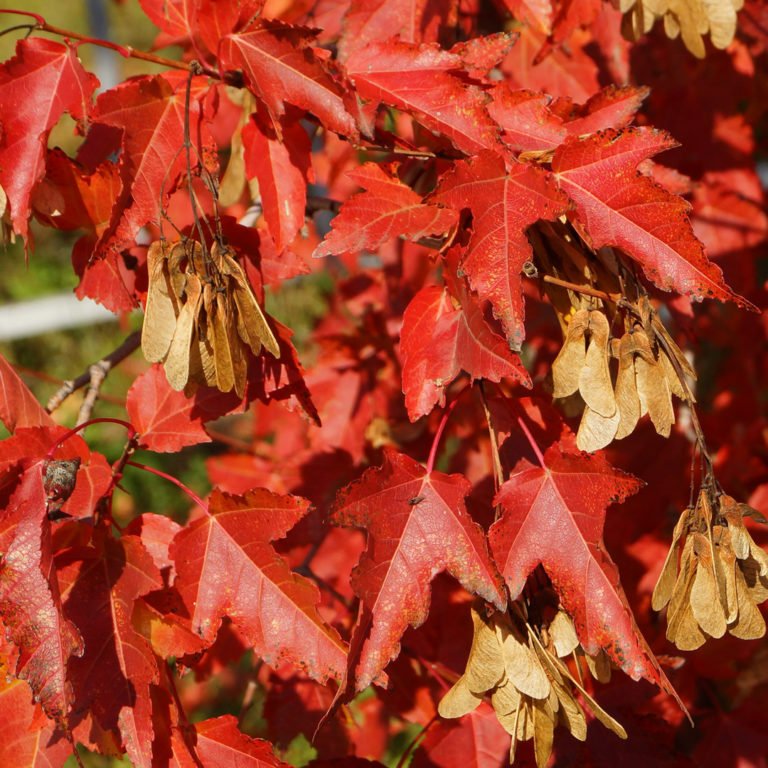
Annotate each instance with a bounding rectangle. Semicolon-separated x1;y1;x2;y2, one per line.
91;74;215;257
60;533;162;767
0;675;71;768
313;163;457;259
489;444;676;694
552;127;750;307
345;39;499;154
171;488;348;683
127;365;243;453
433;150;568;350
0;463;83;720
242;108;313;253
178;715;290;767
400;281;530;421
331;448;507;690
0;353;54;432
338;0;451;60
0;37;98;241
220;21;357;138
412;703;510;768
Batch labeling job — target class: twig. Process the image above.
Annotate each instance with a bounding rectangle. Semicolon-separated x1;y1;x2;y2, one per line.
0;10;232;83
539;274;621;304
426;397;460;474
46;331;141;413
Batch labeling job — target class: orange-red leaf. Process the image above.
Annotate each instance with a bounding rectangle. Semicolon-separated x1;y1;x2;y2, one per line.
0;463;83;720
346;39;499;154
60;534;162;767
401;284;530;421
433;151;568;350
314;163;457;258
552;128;750;307
171;488;347;683
0;38;97;240
220;21;357;137
331;448;507;690
489;446;674;692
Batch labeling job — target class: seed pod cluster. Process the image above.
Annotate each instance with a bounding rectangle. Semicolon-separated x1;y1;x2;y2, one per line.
552;305;695;452
142;239;279;396
438;605;625;767
653;490;768;650
617;0;743;58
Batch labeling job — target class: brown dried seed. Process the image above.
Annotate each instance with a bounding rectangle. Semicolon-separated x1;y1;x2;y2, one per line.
165;273;202;391
652;506;692;611
549;611;579;658
532;698;556;768
729;565;767;640
666;539;707;651
500;623;550;700
635;353;675;437
464;608;505;694
690;533;727;638
552;309;590;399
576;404;621;452
143;242;179;363
579;311;616;418
438;675;484;718
614;334;641;440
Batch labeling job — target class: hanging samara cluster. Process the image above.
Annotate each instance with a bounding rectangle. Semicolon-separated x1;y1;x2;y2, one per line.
142;239;279;396
552;301;695;453
653;489;768;649
617;0;743;57
439;604;625;767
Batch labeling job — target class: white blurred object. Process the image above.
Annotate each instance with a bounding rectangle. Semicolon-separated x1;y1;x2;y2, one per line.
0;294;118;341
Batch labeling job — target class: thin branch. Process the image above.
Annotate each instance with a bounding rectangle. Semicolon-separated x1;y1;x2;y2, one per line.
0;10;230;82
539;274;621;304
46;331;141;413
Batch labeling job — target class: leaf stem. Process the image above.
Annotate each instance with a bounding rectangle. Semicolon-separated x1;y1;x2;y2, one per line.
395;715;437;768
46;417;136;460
126;461;208;512
516;415;545;468
426;398;459;474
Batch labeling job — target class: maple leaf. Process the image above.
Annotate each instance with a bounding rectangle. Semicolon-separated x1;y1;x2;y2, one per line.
0;353;54;433
489;445;675;693
0;675;71;768
313;163;457;259
242;108;313;253
400;282;531;421
31;150;128;313
345;39;499;155
59;533;162;768
220;21;357;137
0;463;83;720
331;448;507;690
338;0;450;60
173;715;290;767
171;488;347;683
433;151;568;350
412;703;510;768
0;37;98;241
552;128;751;307
91;74;215;257
140;0;265;57
126;365;242;453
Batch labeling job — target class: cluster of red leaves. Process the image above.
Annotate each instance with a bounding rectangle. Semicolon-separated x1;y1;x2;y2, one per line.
0;0;767;766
